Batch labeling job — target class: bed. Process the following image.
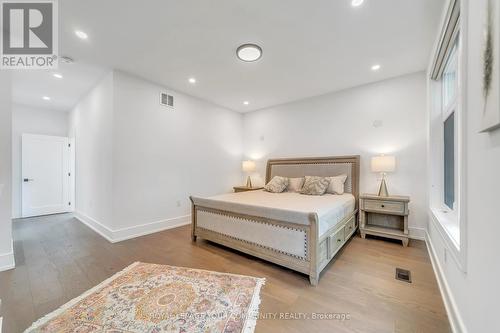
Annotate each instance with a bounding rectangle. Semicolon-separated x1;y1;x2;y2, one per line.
190;156;360;285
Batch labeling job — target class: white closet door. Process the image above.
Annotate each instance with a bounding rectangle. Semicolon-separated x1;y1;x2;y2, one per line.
22;134;71;217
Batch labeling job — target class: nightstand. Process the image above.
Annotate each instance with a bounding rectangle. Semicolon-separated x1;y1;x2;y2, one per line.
359;194;410;247
233;186;263;193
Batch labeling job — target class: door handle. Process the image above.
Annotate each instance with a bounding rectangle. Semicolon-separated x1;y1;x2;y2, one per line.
23;178;34;182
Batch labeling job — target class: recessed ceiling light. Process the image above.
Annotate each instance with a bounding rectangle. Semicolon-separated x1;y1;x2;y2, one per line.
371;64;381;71
53;73;63;79
351;0;364;7
42;96;51;101
75;30;88;40
237;44;262;62
188;77;196;84
243;101;250;105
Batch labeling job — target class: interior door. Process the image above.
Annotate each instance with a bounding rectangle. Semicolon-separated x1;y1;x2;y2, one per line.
22;134;71;217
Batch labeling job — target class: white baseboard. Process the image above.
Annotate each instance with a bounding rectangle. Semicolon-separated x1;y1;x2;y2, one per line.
74;212;115;242
425;231;467;333
74;211;191;243
0;241;15;272
111;215;191;242
408;227;426;240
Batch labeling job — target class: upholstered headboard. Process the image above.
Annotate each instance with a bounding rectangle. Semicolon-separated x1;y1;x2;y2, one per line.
266;156;360;208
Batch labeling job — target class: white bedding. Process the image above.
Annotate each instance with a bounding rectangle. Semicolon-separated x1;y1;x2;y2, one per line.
192;190;355;237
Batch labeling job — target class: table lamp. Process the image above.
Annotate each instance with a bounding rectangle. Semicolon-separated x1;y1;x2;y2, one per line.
371;155;396;197
242;160;256;188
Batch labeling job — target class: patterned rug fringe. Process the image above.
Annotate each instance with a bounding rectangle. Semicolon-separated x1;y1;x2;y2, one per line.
243;277;266;333
24;262;142;332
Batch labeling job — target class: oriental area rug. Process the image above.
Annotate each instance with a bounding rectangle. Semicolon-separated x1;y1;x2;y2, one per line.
25;262;265;333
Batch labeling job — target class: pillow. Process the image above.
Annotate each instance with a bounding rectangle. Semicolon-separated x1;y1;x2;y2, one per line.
287;177;305;192
300;176;331;195
327;174;348;194
264;176;289;193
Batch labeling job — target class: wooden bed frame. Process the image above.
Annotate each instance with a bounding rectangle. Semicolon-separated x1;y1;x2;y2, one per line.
190;156;360;285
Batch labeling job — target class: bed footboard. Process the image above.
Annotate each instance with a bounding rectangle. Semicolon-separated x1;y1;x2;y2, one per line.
190;197;358;286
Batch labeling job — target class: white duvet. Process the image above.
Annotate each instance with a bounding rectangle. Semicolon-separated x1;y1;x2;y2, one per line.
192;190;355;236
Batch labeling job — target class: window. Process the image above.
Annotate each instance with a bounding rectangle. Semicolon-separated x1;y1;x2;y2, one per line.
442;41;458;109
428;0;466;272
431;33;460;243
443;113;455;210
441;38;458;212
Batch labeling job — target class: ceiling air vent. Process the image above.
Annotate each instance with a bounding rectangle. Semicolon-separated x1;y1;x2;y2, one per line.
160;92;174;108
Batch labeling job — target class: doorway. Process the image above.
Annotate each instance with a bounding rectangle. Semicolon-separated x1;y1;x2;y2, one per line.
21;134;74;217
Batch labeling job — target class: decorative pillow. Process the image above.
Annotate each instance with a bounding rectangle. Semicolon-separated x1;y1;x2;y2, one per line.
287;177;305;192
300;176;331;195
264;176;289;193
327;174;348;194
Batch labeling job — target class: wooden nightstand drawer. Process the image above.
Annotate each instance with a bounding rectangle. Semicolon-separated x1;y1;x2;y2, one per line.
363;199;405;214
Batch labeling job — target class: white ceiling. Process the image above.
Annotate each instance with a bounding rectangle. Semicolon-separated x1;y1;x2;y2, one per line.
12;62;108;112
14;0;445;112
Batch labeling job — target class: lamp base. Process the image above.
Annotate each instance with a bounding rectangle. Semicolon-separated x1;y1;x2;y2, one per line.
246;176;252;188
378;178;389;197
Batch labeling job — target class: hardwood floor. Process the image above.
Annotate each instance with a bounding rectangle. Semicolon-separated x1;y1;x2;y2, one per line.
0;214;451;333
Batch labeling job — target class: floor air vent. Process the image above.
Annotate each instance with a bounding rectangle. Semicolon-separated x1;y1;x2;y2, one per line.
395;268;412;283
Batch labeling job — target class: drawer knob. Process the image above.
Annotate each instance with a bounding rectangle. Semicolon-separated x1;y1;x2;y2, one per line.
337;238;342;242
381;204;385;208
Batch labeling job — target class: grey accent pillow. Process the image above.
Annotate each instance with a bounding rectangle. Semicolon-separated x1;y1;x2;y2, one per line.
264;176;289;193
300;176;331;195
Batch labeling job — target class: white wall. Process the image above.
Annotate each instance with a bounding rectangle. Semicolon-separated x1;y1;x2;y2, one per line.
70;70;243;241
68;72;115;232
11;104;69;218
111;71;243;231
0;73;14;271
426;0;500;332
243;72;428;238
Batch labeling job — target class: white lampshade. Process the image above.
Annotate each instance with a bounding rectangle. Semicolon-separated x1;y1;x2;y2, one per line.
242;160;256;172
371;155;396;173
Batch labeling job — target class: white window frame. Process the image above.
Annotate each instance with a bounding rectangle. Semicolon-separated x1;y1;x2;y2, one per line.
428;0;467;272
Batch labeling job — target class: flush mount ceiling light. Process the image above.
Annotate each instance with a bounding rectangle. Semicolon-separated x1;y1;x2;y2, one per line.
351;0;364;7
236;44;262;62
188;77;196;84
53;73;63;79
42;96;51;101
75;30;88;39
371;64;381;71
243;101;250;105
